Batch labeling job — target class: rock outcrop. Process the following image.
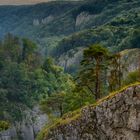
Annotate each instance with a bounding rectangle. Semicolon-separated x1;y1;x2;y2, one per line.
58;48;140;74
33;16;54;26
43;84;140;140
58;48;83;71
75;12;93;28
0;106;48;140
120;49;140;75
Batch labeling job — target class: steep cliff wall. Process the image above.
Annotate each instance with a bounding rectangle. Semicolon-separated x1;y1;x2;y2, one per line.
41;83;140;140
0;106;48;140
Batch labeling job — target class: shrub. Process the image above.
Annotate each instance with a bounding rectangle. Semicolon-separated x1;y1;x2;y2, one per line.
0;121;10;131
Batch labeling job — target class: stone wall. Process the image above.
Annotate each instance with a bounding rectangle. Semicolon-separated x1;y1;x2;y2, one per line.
44;84;140;140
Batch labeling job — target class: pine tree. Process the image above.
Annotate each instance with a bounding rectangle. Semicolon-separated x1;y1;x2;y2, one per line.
77;44;109;100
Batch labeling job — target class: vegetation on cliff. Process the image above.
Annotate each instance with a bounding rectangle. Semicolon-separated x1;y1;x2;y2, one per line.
37;43;140;139
0;0;139;56
0;34;74;122
36;82;140;140
0;121;10;132
0;0;139;139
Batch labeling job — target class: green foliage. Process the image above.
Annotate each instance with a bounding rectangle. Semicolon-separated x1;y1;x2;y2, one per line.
41;93;66;117
63;88;95;113
41;88;94;118
52;1;140;59
77;44;110;99
123;71;140;85
0;34;44;121
1;62;29;103
0;33;21;62
118;28;140;51
0;121;10;131
0;0;140;133
22;38;38;65
0;0;139;58
41;57;75;97
0;34;80;122
108;53;123;91
76;44;127;100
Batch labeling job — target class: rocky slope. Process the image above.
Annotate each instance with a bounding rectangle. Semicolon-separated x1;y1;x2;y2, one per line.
0;106;48;140
39;83;140;140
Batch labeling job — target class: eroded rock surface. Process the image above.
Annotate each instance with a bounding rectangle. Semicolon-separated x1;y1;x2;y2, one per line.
0;106;48;140
45;85;140;140
75;12;93;28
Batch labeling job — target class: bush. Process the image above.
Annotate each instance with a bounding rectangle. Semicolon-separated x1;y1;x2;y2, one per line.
0;121;10;131
123;71;140;85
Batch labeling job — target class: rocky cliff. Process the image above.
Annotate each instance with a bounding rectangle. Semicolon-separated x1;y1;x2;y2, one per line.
0;106;48;140
41;83;140;140
58;48;140;74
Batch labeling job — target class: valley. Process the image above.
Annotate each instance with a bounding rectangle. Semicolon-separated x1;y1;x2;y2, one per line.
0;0;140;140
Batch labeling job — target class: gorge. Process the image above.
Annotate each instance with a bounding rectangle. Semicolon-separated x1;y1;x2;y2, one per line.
0;0;140;140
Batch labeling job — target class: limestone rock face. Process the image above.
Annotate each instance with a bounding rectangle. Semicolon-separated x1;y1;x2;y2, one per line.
75;12;93;28
58;48;83;71
33;19;40;26
45;85;140;140
33;15;54;26
0;106;48;140
41;16;54;24
0;127;17;140
120;49;140;76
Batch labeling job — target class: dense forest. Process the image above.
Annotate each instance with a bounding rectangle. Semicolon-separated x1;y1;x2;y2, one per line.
0;34;140;133
0;34;73;121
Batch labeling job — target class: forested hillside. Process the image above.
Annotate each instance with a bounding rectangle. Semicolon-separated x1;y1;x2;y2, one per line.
0;0;139;56
0;34;77;139
0;1;81;54
0;0;140;140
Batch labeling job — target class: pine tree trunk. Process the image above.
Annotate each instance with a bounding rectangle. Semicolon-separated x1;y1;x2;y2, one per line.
95;59;100;100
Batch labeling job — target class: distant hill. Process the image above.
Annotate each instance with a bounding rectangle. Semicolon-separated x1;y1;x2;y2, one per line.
0;0;139;67
0;1;82;54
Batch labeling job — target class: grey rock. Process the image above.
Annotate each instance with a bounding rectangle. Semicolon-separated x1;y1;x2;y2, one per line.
0;106;48;140
45;85;140;140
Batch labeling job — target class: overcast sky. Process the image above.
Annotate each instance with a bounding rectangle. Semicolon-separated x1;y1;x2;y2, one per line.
0;0;52;5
